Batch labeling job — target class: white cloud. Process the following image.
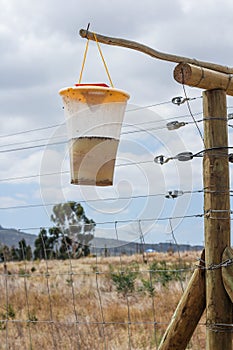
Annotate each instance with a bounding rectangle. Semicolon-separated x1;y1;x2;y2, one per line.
0;196;27;208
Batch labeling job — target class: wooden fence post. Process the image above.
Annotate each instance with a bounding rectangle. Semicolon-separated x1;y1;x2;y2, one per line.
203;89;232;349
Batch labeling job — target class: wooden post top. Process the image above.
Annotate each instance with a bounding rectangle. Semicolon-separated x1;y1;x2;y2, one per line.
174;63;233;96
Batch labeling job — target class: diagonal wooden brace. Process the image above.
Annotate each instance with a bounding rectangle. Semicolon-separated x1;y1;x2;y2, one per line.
222;246;233;303
158;250;205;350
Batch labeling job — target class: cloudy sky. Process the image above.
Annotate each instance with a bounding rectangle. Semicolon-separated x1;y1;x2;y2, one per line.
1;0;233;246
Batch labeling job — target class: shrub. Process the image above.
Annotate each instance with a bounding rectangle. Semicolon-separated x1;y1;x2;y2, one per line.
0;304;16;330
141;278;155;297
111;269;138;296
149;261;183;287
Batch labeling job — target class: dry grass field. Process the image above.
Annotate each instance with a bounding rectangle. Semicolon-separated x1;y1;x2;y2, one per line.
0;251;206;349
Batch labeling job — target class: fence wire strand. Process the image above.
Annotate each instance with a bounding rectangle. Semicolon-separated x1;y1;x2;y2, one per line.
94;249;107;350
3;254;9;350
40;232;58;349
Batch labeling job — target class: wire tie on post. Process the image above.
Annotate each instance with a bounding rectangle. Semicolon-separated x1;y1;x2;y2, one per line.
207;323;233;333
203;116;228;121
194;66;205;87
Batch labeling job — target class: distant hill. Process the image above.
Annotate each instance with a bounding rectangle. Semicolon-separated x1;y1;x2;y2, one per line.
0;225;37;248
0;225;203;255
90;237;203;256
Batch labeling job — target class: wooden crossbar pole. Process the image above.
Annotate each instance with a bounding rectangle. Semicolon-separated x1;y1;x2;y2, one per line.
79;29;233;75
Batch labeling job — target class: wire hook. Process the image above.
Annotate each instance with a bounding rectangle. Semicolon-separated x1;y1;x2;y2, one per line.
85;22;90;38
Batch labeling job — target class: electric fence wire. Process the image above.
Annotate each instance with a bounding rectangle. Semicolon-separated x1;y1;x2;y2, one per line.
0;123;65;139
0;158;156;184
0;97;202;139
1;142;233;182
0;118;197;153
1;94;233;153
3;185;233;221
17;213;204;234
3;111;233;154
0;110;205;154
0;134;67;149
0;189;203;211
0;96;204;151
1;143;233;188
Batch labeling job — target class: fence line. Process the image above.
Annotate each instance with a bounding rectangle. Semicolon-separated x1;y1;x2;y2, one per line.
0;239;206;349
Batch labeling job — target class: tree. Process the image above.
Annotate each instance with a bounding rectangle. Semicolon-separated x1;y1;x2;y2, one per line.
34;228;54;260
0;245;11;262
50;202;95;258
10;246;19;261
18;239;32;261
